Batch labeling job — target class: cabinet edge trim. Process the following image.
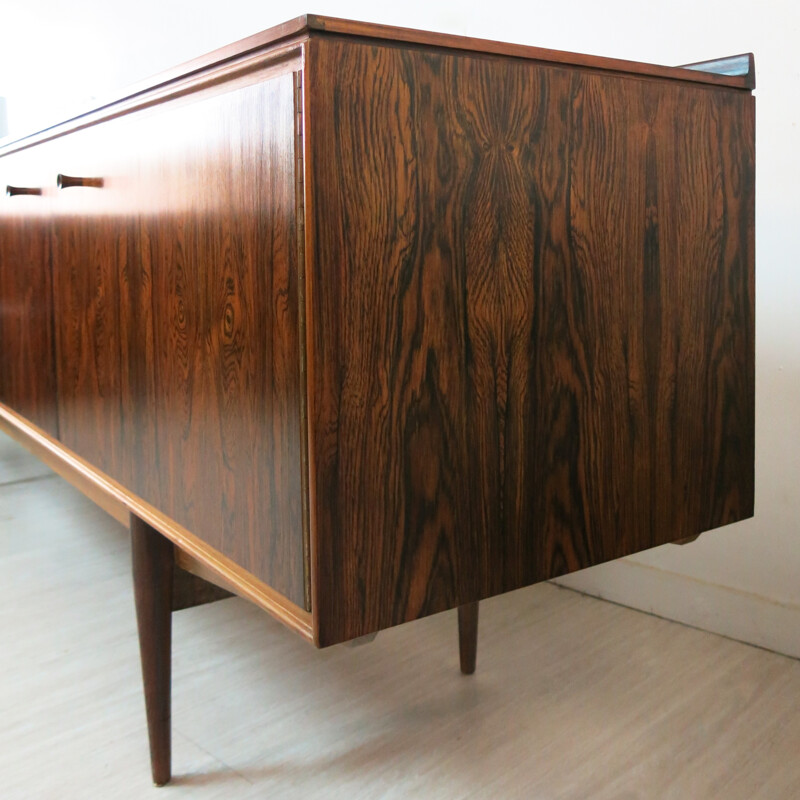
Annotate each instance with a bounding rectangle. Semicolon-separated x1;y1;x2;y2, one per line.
0;402;315;644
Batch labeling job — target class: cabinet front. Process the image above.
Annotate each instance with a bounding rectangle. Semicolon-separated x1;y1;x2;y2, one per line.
50;59;308;608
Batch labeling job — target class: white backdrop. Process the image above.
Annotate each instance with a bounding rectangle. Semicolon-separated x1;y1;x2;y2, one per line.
2;0;798;655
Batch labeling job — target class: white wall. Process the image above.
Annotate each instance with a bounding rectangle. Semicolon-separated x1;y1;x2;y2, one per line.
2;0;798;655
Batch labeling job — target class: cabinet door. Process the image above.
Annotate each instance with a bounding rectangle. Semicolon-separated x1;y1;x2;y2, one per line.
51;64;307;608
133;68;306;607
51;122;141;486
0;146;59;436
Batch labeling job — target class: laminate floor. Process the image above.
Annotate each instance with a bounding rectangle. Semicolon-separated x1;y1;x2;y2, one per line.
1;432;798;800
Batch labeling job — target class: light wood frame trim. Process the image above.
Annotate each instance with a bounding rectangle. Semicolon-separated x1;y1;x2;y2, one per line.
0;402;314;643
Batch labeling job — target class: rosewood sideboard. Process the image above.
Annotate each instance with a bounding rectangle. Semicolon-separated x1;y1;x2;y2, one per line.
0;15;755;786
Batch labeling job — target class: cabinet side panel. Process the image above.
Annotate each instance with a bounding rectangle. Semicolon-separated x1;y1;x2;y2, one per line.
307;37;754;645
142;72;306;606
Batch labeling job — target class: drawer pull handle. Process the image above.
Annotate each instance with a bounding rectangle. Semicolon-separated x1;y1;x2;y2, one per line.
57;174;104;189
6;185;43;196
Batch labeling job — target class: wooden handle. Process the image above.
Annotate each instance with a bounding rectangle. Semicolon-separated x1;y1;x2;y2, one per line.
57;174;104;189
6;185;43;196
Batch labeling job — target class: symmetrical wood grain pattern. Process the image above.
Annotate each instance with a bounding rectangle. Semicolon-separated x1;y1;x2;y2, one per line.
0;148;59;437
306;37;754;645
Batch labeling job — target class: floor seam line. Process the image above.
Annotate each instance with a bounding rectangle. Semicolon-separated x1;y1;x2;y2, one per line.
550;580;800;664
0;473;58;490
174;727;255;785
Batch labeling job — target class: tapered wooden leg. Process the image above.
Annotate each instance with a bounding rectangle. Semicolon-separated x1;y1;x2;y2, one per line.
131;514;174;786
458;601;479;675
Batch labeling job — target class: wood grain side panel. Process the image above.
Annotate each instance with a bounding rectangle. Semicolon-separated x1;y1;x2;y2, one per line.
142;72;306;607
306;38;754;645
0;150;59;437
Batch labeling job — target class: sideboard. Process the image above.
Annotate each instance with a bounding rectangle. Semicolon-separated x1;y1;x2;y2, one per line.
0;14;755;786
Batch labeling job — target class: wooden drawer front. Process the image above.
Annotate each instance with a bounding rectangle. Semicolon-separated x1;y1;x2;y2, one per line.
306;38;755;644
51;65;307;608
0;146;59;437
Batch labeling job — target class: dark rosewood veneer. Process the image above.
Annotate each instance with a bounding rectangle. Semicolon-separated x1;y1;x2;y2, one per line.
0;15;754;786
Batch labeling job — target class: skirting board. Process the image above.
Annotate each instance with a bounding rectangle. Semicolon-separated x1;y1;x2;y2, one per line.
552;559;800;660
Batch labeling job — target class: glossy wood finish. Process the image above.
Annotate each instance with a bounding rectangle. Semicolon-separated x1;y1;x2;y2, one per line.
0;402;314;641
47;61;307;609
131;513;174;786
0;19;755;654
457;602;479;675
0;149;59;437
306;16;753;89
306;36;755;645
0;19;756;787
140;67;306;608
0;17;752;157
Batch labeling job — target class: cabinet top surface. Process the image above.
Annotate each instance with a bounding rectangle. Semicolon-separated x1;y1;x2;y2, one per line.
0;13;753;155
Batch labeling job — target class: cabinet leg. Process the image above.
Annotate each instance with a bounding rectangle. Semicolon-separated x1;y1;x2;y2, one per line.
131;514;174;786
458;601;479;675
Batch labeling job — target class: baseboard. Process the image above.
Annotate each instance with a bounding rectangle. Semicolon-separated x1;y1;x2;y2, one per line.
552;559;800;660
